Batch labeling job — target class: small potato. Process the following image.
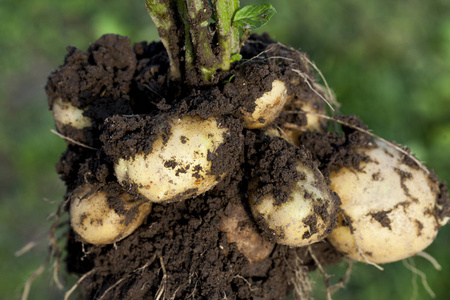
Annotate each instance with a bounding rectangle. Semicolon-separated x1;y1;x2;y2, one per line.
52;97;92;131
243;80;287;129
220;203;275;264
70;184;151;245
114;116;229;203
283;98;328;145
281;83;329;144
250;160;338;247
328;140;441;264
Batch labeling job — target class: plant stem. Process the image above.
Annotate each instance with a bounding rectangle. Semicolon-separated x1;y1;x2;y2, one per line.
145;0;182;81
213;0;240;72
145;0;274;84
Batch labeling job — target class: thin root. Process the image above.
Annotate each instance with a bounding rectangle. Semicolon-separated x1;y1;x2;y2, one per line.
307;246;333;300
403;258;436;298
53;259;64;290
274;42;340;110
15;241;38;257
351;233;384;271
21;264;45;300
415;251;442;271
97;276;129;300
155;256;168;300
290;253;314;300
50;129;97;150
302;55;339;109
275;125;295;144
328;259;353;295
233;275;258;292
307;247;354;300
283;111;430;175
63;268;96;300
20;198;70;300
291;69;335;112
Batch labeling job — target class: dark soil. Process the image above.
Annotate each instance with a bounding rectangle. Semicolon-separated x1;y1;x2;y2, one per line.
45;33;448;299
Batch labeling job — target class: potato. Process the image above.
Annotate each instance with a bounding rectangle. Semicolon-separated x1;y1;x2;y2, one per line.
52;97;92;131
220;203;275;264
70;184;151;245
281;82;329;144
114;116;229;203
242;80;287;129
328;140;442;264
250;159;338;247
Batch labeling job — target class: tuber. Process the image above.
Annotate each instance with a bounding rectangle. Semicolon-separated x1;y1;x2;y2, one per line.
70;183;151;245
114;115;230;203
328;140;444;264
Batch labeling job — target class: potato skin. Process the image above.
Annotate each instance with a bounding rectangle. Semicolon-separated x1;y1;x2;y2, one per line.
52;97;92;131
328;140;441;264
250;160;338;247
114;116;229;203
243;80;287;129
220;203;275;264
70;184;151;245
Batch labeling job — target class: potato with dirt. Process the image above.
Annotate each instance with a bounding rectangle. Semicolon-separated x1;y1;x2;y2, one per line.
107;115;234;203
327;139;447;264
42;0;449;299
248;133;340;247
70;183;152;245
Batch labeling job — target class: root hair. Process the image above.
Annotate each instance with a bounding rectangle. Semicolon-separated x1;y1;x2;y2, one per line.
403;258;436;299
283;111;430;175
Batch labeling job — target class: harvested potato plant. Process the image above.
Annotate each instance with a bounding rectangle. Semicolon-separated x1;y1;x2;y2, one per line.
42;0;449;299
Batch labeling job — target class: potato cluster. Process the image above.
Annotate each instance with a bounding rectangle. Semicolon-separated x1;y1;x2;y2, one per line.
47;34;447;267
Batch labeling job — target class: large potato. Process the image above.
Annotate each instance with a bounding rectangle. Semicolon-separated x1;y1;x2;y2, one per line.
114;116;229;203
328;140;441;264
70;184;152;245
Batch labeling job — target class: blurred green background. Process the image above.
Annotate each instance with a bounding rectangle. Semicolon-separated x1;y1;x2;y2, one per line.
1;0;449;299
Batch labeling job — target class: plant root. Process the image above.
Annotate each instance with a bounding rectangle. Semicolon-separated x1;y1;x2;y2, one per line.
50;129;97;150
415;251;442;271
64;268;97;300
290;254;314;300
403;258;436;299
21;264;46;300
283;111;430;175
291;69;335;112
233;275;258;292
20;198;70;300
307;246;354;300
155;255;168;300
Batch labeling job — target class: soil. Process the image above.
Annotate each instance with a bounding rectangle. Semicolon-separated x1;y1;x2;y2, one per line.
45;33;448;299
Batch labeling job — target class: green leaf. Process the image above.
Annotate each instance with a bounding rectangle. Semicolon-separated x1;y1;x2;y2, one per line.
233;4;276;32
230;53;242;63
223;74;236;83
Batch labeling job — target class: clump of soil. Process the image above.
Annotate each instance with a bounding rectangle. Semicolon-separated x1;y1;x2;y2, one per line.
46;34;380;299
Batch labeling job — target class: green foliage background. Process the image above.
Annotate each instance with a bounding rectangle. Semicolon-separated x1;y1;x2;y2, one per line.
0;0;449;299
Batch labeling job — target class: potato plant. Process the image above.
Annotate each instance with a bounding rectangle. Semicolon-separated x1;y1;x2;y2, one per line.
43;0;449;299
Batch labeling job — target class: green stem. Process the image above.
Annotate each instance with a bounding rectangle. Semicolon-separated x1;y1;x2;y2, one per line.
145;0;182;81
213;0;240;71
185;0;217;82
145;0;273;84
